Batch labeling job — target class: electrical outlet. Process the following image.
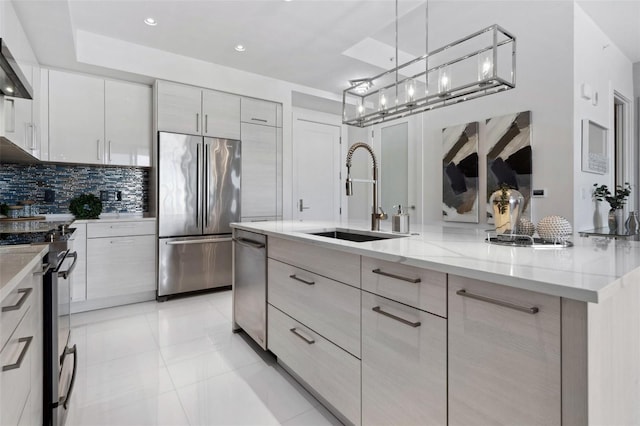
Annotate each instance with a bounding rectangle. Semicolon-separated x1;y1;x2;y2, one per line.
532;188;547;198
44;189;55;203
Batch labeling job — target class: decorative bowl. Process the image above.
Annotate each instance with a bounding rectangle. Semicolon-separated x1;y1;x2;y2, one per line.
537;215;572;243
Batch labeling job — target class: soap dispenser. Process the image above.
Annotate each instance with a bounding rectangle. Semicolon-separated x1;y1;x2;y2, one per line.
392;205;410;234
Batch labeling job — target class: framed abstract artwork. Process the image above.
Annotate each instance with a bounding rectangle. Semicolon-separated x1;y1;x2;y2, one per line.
442;122;479;223
486;111;532;223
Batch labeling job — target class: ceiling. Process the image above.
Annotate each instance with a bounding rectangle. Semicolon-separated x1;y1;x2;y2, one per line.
12;0;640;95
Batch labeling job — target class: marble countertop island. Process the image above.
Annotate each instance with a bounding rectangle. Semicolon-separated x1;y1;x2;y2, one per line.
231;220;640;303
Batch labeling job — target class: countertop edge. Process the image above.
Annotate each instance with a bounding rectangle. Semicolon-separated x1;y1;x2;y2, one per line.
0;245;48;302
231;222;601;303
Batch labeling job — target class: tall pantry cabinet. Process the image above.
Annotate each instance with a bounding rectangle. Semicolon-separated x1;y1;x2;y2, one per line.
155;80;283;221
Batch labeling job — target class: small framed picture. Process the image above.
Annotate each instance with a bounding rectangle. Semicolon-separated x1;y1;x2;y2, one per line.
581;119;608;174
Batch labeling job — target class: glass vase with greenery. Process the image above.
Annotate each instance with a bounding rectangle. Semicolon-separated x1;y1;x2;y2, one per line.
593;183;632;211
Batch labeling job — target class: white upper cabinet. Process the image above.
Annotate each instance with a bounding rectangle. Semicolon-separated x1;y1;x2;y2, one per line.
49;70;105;165
105;80;152;166
4;64;33;151
202;89;240;139
156;80;202;135
156;81;241;139
241;98;278;127
48;69;152;166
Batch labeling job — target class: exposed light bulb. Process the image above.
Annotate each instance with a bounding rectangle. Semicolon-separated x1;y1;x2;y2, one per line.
478;52;493;84
438;67;451;97
405;78;416;106
379;89;388;113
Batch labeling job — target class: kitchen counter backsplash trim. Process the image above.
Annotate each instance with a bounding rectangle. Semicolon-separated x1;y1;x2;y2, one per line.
0;163;149;214
231;220;640;304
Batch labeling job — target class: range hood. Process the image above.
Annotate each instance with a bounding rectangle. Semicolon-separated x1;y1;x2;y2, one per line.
0;37;32;99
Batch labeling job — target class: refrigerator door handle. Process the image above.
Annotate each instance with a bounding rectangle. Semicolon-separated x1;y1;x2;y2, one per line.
196;142;202;228
165;237;232;245
204;142;209;229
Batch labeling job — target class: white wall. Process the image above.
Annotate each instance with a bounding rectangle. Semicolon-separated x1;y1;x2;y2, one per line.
421;1;574;226
74;30;343;220
573;4;634;231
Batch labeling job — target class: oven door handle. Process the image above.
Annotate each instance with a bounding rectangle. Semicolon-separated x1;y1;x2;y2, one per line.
58;251;78;280
58;344;77;410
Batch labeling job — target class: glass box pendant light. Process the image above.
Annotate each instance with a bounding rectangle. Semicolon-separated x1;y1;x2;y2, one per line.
342;0;516;128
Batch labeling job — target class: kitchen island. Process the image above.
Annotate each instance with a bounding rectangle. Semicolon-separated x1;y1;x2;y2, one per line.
232;220;640;426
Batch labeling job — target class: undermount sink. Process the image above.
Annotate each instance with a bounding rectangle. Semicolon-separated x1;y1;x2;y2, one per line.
306;229;407;243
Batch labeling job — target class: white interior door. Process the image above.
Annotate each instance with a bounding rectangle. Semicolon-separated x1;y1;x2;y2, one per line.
293;115;341;221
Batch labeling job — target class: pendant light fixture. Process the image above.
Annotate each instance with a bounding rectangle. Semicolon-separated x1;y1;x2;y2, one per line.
342;0;516;127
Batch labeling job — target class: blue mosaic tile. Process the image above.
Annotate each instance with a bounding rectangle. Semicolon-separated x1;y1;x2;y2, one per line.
0;163;149;214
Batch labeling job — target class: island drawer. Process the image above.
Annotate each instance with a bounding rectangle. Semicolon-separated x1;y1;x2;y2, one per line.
1;262;38;352
268;237;360;287
361;257;447;317
87;220;156;238
0;307;33;426
268;304;361;425
268;258;361;358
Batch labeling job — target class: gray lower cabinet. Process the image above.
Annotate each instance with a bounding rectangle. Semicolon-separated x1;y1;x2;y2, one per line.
448;275;561;425
267;305;361;426
361;291;447;426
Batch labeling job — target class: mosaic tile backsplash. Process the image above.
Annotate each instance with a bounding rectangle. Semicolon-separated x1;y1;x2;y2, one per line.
0;163;149;214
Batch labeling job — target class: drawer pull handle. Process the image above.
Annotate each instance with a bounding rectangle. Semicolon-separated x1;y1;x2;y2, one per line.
251;117;268;123
2;336;32;371
456;289;539;314
2;288;32;312
290;328;315;344
289;274;315;285
372;306;421;327
372;268;421;283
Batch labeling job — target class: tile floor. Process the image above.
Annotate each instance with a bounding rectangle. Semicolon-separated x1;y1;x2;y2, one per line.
66;290;342;426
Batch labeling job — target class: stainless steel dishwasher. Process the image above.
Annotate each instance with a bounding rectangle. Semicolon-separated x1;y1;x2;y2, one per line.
232;229;267;349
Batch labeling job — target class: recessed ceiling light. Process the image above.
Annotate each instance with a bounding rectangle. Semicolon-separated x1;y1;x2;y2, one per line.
234;44;246;52
5;86;14;94
144;17;157;26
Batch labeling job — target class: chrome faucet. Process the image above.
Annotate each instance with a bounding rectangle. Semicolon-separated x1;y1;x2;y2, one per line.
345;142;387;231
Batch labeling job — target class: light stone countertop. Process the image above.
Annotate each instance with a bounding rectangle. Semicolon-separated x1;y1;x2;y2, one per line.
231;220;640;303
0;245;48;301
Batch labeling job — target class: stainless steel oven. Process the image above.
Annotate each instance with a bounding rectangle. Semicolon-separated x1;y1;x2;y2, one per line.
43;237;78;426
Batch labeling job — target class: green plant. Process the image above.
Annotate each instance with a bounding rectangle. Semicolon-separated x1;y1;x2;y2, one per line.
593;183;631;211
493;183;513;214
69;193;103;219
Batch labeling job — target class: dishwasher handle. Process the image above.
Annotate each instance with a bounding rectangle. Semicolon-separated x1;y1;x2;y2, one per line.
233;237;266;249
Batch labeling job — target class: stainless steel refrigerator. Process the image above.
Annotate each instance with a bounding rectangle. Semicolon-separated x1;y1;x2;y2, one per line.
157;131;240;298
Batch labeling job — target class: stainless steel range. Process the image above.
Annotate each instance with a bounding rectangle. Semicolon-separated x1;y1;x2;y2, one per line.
0;223;79;426
42;227;78;426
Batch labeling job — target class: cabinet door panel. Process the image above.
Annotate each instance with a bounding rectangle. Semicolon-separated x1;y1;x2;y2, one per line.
202;90;240;139
49;70;105;164
448;275;561;426
362;291;446;426
70;223;87;302
241;123;276;218
241;98;276;126
4;65;33;151
156;81;202;135
268;258;361;357
87;235;156;299
105;80;152;166
268;305;360;425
